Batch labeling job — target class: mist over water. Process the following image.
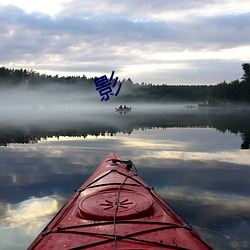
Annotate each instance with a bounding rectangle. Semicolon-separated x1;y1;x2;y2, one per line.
0;84;199;126
0;85;107;121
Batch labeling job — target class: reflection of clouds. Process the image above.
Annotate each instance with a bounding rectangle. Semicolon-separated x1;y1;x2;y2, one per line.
157;186;250;216
121;138;185;150
118;129;188;151
0;196;62;250
0;202;7;218
157;186;250;249
117;127;243;152
4;128;246;171
0;196;59;230
154;150;250;166
194;223;250;250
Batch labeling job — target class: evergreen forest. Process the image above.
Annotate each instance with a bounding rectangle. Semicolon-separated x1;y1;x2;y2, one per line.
0;63;250;105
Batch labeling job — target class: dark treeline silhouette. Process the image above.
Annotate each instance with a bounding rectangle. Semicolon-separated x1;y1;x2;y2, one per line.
0;63;250;104
0;67;95;90
208;63;250;105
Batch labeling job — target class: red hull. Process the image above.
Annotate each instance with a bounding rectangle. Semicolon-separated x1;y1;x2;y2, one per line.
28;152;213;249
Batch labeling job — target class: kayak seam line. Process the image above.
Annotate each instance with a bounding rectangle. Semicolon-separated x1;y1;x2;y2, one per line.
148;189;186;225
40;191;82;238
54;225;191;250
56;220;182;230
81;182;142;190
147;190;213;249
54;225;192;235
30;190;82;249
78;169;151;193
82;170;114;189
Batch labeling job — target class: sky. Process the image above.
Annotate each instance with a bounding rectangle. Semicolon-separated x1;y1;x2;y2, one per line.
0;0;250;85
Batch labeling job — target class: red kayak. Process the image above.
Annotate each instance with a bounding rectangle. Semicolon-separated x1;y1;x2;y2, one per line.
28;152;213;249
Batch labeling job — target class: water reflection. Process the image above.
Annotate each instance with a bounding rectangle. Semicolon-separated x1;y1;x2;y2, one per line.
0;107;250;149
0;108;250;249
1;196;59;228
0;196;62;250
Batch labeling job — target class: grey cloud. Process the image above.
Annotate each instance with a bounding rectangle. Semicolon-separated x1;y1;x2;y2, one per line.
184;13;250;49
1;4;249;51
44;64;121;74
0;2;249;83
59;0;215;18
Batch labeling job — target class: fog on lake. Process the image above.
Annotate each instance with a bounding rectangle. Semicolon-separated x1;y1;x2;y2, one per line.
0;98;250;249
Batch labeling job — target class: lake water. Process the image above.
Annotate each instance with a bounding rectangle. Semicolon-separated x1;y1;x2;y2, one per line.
0;104;250;249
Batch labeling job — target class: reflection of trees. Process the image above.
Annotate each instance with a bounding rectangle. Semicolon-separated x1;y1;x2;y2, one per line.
201;109;250;149
0;131;38;146
241;134;250;149
0;109;250;149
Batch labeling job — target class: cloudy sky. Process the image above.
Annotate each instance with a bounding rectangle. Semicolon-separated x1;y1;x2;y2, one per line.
0;0;250;85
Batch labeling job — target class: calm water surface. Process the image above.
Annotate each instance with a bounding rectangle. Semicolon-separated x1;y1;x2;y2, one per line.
0;105;250;249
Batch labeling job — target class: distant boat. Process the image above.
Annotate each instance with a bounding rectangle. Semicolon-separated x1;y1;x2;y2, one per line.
115;107;132;113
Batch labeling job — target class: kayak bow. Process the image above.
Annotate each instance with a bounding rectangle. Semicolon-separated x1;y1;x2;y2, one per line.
28;152;213;249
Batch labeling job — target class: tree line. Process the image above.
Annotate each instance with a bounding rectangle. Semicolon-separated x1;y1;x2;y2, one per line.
0;63;249;104
0;67;95;89
208;63;250;105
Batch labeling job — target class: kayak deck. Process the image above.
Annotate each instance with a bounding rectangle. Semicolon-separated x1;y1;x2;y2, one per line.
28;152;213;249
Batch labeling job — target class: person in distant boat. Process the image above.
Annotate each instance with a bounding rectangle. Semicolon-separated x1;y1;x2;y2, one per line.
124;105;127;109
119;105;123;109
